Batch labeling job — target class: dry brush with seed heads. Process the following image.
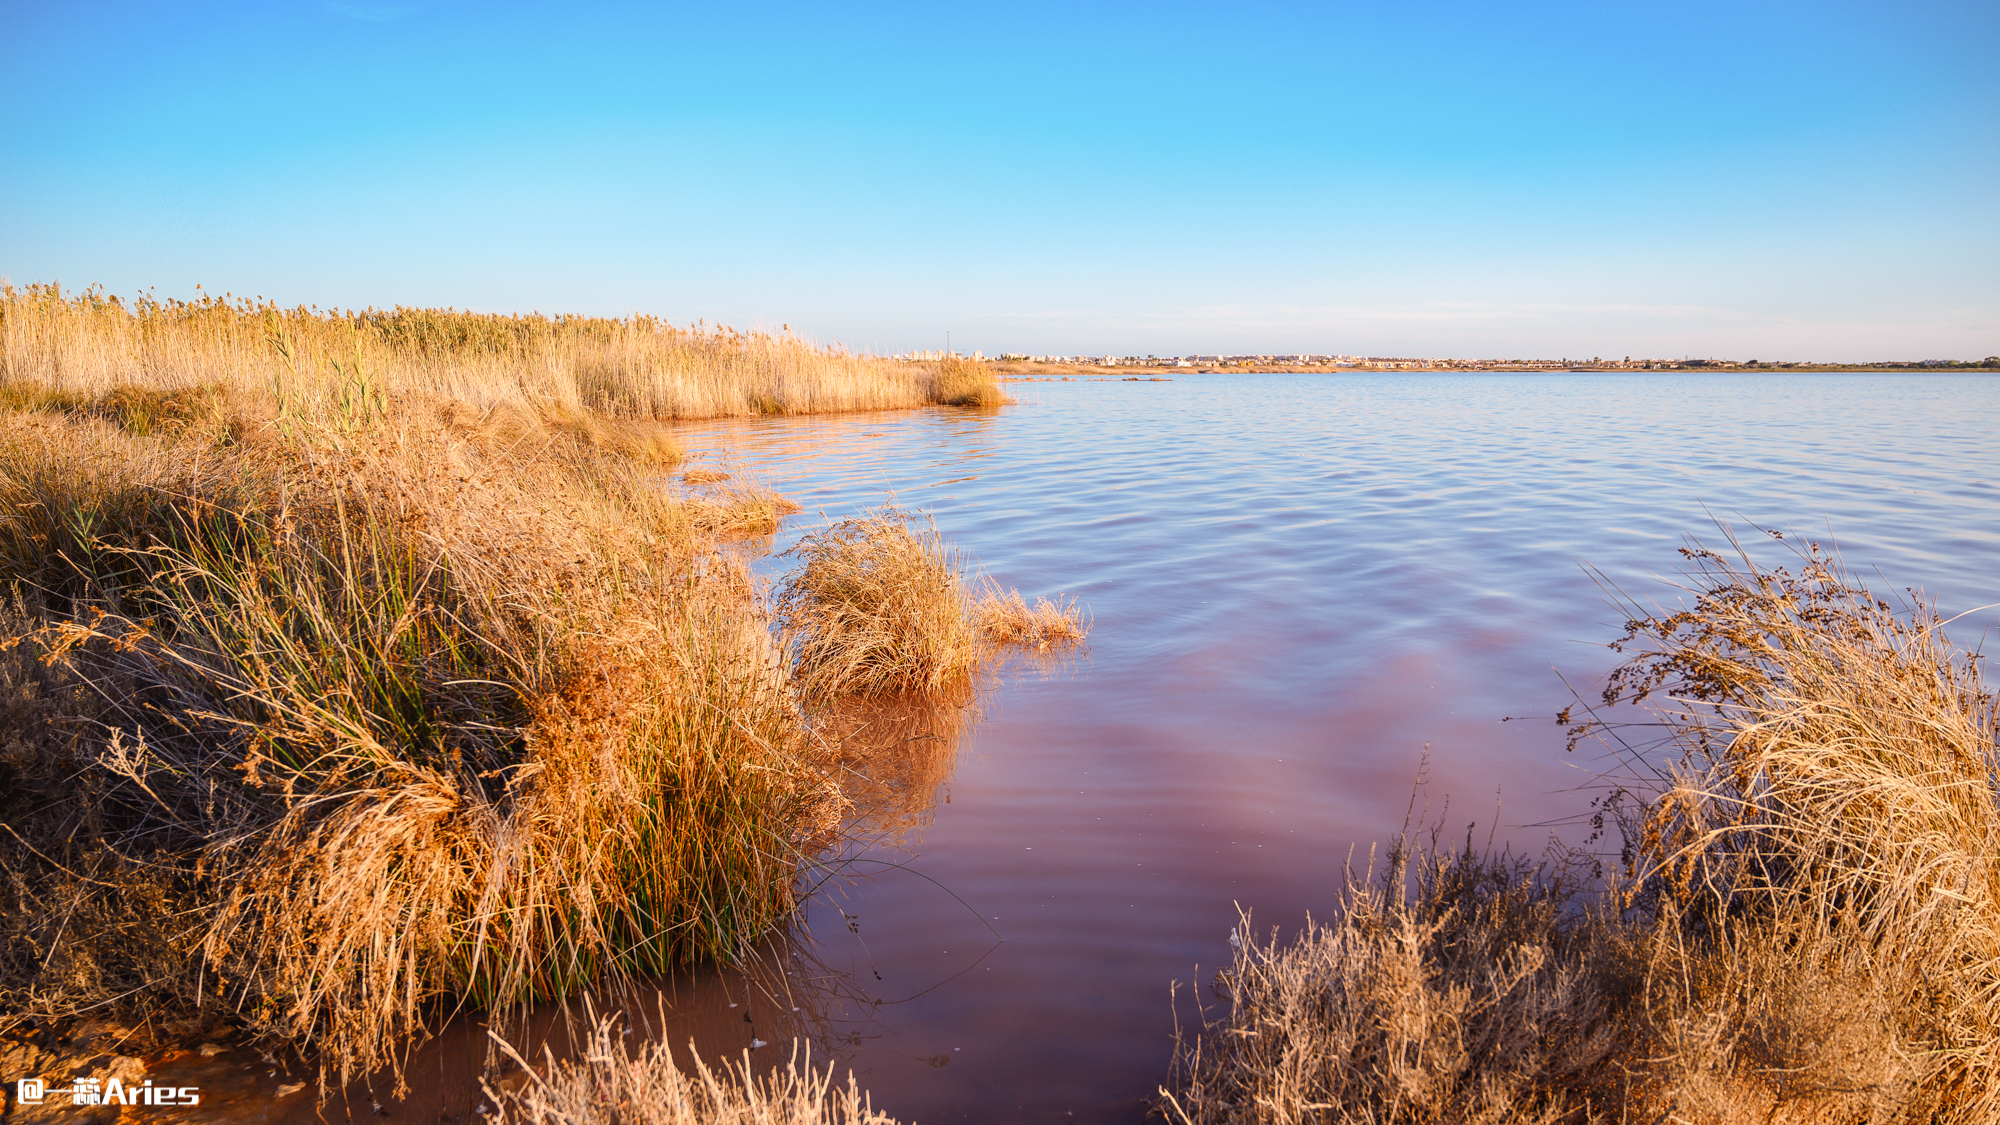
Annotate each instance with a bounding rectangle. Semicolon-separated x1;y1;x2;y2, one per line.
484;1010;905;1125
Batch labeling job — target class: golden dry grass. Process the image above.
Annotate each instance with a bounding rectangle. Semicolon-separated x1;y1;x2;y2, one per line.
932;355;1007;408
775;510;981;701
0;282;1000;422
485;1012;902;1125
0;402;830;1089
1164;535;2000;1124
0;285;1013;1101
976;586;1090;651
775;507;1088;703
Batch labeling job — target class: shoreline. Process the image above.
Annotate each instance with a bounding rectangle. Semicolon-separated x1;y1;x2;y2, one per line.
993;359;1997;376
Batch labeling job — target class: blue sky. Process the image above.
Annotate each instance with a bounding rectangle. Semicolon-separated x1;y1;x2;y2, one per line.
3;1;1995;359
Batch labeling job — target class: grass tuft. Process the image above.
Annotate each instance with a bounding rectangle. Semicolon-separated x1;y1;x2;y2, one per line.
975;586;1090;651
775;510;982;701
485;1013;902;1125
775;508;1088;703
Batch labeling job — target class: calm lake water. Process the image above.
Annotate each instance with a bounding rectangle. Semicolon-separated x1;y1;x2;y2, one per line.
238;370;1996;1125
658;371;1999;1123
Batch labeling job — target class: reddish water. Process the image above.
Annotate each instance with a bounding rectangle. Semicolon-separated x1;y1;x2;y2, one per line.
669;371;2000;1122
238;371;1995;1124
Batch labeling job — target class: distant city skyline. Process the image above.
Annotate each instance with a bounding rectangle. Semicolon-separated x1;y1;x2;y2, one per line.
3;2;1995;361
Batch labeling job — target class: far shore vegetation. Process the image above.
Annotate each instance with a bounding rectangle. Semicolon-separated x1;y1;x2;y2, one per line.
993;355;2000;376
0;283;1061;1108
0;282;1002;422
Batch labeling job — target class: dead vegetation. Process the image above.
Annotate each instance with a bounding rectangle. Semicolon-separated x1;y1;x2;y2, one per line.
976;586;1091;651
485;1012;902;1125
0;401;823;1089
931;356;1007;408
0;288;1026;1107
776;511;981;702
1;282;1001;421
1163;534;2000;1124
774;507;1088;704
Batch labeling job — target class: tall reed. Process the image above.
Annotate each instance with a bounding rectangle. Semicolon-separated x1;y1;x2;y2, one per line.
0;282;999;422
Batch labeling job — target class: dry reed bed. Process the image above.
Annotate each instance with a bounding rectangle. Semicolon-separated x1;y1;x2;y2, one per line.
1164;538;2000;1124
0;283;1001;421
0;404;817;1089
0;292;1017;1103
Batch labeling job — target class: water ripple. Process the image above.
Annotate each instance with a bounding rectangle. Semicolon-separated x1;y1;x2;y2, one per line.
670;371;2000;1123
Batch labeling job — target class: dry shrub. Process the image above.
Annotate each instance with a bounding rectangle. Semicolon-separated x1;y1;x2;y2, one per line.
1162;835;1635;1125
0;625;212;1038
1588;534;2000;1123
931;356;1005;408
485;1014;901;1125
975;586;1090;651
0;401;818;1089
775;510;981;701
1167;533;2000;1124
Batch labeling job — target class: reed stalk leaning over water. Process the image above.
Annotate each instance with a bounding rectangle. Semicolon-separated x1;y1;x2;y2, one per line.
0;290;1009;1095
1163;534;2000;1125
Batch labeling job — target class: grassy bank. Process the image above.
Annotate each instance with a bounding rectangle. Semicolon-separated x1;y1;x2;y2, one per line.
1;283;1000;420
0;288;1032;1096
1163;538;2000;1124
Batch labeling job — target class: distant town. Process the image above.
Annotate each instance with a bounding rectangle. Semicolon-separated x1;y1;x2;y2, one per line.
892;350;2000;372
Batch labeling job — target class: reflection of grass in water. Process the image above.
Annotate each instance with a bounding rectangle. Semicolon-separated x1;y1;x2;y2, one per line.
1163;532;2000;1124
814;686;981;846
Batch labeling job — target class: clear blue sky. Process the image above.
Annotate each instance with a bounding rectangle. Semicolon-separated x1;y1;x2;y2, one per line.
4;1;1995;360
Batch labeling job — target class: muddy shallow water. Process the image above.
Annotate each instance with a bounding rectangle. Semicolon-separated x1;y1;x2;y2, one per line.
227;371;1997;1124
